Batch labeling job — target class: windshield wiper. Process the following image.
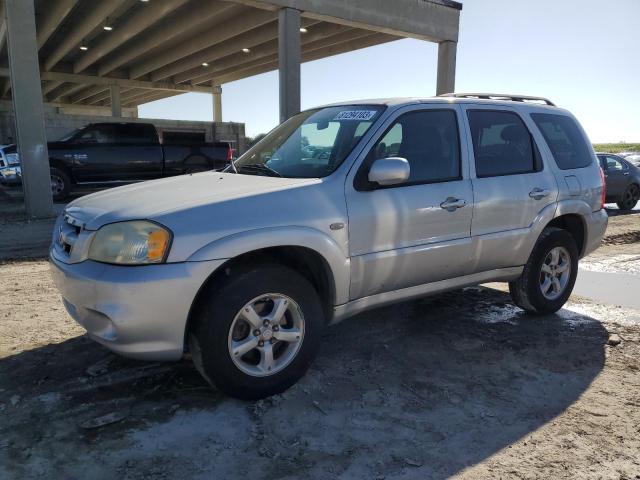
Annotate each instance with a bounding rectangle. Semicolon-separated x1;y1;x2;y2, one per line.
238;163;282;177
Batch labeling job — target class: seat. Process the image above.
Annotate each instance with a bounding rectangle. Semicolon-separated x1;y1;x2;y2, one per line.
398;123;445;182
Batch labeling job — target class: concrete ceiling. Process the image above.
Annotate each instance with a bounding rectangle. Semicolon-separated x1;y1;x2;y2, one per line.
0;0;461;108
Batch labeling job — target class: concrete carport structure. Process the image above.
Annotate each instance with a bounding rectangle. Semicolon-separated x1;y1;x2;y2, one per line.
1;0;462;218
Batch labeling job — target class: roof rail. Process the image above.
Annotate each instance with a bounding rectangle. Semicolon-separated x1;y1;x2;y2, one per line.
440;93;556;107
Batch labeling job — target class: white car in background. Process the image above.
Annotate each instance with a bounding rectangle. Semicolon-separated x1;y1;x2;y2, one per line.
617;151;640;166
0;144;21;186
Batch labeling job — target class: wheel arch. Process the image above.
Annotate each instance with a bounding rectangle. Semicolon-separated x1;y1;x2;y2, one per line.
546;214;586;257
48;158;75;183
183;244;340;351
182;226;351;348
548;200;593;258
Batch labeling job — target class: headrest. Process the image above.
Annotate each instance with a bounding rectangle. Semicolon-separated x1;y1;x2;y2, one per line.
501;124;527;143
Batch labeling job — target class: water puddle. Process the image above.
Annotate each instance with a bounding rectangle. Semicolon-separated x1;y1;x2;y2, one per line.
574;268;640;308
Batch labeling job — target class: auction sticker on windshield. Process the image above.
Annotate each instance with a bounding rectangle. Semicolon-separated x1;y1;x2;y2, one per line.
333;110;378;121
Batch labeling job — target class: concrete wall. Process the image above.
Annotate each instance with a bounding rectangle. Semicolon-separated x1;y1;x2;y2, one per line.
0;100;246;153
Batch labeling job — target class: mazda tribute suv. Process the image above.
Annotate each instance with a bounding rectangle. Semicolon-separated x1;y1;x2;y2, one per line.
50;94;608;399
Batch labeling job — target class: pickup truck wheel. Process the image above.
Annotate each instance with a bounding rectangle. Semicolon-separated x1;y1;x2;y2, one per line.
50;167;71;202
616;184;639;210
509;227;578;315
189;265;323;400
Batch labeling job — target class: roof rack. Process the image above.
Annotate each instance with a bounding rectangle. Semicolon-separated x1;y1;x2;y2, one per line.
440;93;556;107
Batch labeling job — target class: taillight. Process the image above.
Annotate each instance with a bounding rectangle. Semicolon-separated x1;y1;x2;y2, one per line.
226;147;233;163
599;167;606;210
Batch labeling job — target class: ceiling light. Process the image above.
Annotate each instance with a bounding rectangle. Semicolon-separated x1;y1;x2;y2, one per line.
242;48;250;53
103;25;113;31
80;41;88;51
202;62;209;67
300;27;308;33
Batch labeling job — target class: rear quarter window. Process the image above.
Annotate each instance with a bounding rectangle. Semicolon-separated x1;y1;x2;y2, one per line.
530;113;593;170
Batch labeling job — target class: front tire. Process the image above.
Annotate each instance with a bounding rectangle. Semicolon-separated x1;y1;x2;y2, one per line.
50;167;71;202
509;227;579;314
617;184;639;210
189;264;324;400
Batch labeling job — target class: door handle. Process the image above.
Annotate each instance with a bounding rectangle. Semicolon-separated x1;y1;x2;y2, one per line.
624;172;630;176
529;188;550;200
440;197;467;212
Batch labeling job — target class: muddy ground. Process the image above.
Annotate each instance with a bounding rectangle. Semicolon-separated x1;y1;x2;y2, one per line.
1;200;640;479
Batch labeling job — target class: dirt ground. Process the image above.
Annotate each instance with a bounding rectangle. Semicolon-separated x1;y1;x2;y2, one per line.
1;205;640;479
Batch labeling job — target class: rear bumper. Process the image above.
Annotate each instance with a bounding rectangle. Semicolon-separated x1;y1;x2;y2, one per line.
49;249;225;360
583;208;608;257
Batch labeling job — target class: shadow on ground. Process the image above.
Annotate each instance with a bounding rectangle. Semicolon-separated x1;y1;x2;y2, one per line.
0;287;607;479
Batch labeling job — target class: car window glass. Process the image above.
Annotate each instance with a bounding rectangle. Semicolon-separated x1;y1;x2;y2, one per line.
468;110;536;177
606;156;625;171
370;109;460;184
530;113;593;170
115;124;157;144
299;121;340;166
75;129;97;143
77;125;117;144
237;105;384;178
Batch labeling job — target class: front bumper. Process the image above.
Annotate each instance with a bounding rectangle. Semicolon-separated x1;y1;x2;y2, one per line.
50;249;225;361
583;208;608;257
0;166;21;186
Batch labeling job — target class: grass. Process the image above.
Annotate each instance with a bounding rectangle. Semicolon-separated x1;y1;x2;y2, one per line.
593;143;640;154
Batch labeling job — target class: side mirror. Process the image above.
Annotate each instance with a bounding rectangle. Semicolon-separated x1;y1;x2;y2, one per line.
368;157;410;186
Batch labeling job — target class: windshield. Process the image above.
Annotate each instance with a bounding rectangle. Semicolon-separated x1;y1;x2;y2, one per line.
231;105;385;178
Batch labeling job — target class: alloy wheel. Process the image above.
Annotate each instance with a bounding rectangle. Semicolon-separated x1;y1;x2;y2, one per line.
227;294;305;377
539;246;571;300
50;175;64;196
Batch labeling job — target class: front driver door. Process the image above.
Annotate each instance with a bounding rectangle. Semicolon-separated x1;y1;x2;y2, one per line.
345;105;474;300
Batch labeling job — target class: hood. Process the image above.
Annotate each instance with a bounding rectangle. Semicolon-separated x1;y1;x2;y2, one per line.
66;172;317;230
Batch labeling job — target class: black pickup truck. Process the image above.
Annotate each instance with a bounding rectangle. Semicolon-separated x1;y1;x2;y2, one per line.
4;122;232;201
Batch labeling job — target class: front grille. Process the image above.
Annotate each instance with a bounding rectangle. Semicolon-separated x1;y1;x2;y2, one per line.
57;214;82;256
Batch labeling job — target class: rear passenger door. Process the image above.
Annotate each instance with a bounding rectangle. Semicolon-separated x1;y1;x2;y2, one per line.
462;106;558;273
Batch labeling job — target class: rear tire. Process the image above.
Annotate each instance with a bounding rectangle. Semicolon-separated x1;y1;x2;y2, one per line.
509;227;579;314
50;167;71;202
189;264;324;400
616;184;639;210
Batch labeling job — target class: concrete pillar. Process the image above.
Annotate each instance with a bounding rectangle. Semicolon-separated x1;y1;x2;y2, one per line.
436;40;457;96
278;8;301;123
110;85;122;117
212;84;222;123
5;0;52;218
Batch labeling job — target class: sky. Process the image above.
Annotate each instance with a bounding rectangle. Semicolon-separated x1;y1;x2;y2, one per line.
139;0;640;143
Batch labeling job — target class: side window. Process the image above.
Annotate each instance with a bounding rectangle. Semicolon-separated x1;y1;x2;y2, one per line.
74;128;98;144
468;110;537;178
76;125;117;144
605;156;626;172
367;109;461;185
115;124;157;145
531;113;593;170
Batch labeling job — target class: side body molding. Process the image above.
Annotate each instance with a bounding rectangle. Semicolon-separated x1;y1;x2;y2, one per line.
187;226;351;305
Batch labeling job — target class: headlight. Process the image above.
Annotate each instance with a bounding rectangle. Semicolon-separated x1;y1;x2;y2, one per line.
88;221;172;265
5;153;19;166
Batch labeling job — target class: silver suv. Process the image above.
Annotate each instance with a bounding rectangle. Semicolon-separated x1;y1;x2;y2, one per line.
50;94;608;399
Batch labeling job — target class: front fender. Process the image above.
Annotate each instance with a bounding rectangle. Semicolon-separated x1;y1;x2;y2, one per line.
187;226;350;305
